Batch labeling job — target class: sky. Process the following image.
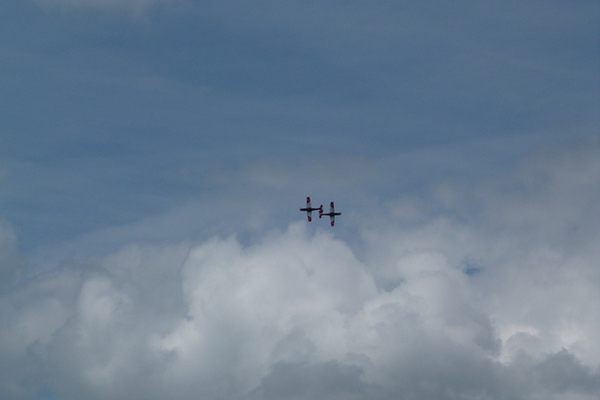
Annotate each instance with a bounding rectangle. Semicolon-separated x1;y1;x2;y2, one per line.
0;0;599;399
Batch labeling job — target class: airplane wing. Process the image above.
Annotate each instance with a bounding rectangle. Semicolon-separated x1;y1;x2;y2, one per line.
330;202;335;226
306;197;312;221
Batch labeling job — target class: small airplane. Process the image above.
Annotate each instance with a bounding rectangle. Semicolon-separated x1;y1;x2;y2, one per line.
319;201;342;226
299;197;323;222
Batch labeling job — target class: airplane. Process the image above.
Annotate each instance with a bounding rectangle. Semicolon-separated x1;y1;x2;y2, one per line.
299;197;323;222
319;201;341;226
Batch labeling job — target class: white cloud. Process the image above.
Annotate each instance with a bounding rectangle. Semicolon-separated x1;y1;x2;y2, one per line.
1;140;599;399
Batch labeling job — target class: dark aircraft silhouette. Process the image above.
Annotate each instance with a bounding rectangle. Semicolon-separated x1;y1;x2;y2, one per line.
319;201;342;226
299;197;323;222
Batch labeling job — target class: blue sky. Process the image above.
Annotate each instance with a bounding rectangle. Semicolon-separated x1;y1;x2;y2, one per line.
2;0;596;256
1;1;599;399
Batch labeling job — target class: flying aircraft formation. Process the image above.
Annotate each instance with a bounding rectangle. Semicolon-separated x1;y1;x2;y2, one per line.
299;197;342;226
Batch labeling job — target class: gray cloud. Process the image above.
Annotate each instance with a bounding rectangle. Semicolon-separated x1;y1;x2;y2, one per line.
249;360;378;400
1;141;599;399
537;350;600;396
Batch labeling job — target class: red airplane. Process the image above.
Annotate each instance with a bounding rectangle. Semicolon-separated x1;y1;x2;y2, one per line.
299;197;323;222
319;201;342;226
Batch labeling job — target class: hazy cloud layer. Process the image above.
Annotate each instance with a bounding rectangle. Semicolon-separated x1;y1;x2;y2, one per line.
1;141;598;400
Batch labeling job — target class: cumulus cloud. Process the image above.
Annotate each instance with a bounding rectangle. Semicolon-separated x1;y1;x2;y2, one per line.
1;141;599;399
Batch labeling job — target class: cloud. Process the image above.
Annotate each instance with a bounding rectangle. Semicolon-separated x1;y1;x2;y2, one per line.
249;360;378;400
1;140;599;399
